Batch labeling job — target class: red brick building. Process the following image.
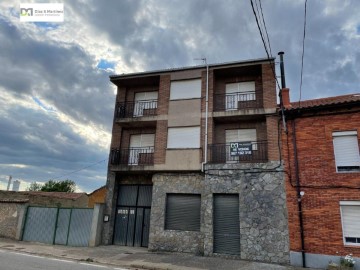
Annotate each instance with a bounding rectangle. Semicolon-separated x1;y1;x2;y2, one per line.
281;90;360;268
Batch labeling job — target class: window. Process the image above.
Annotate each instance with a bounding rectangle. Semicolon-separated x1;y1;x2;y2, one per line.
165;194;201;231
333;131;360;172
170;79;201;100
225;81;255;110
167;127;200;149
340;201;360;246
129;134;155;165
133;91;158;117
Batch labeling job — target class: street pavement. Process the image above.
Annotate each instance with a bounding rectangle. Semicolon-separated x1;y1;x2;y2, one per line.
0;237;319;270
0;249;128;270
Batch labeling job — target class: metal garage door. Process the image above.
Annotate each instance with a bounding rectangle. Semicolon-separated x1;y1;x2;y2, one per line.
113;185;152;247
213;194;240;255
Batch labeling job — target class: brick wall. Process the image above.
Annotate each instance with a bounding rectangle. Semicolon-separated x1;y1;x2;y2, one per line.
283;110;360;257
266;115;280;160
154;120;167;164
262;63;276;109
158;75;170;115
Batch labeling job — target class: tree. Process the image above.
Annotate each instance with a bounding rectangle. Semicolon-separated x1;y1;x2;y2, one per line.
27;182;42;191
27;180;76;192
41;180;76;192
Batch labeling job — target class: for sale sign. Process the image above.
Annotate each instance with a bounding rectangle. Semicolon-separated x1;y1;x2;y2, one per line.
230;142;252;156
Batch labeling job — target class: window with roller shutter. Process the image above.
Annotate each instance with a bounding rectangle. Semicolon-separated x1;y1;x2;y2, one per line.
165;194;201;231
170;79;201;100
340;201;360;246
332;131;360;172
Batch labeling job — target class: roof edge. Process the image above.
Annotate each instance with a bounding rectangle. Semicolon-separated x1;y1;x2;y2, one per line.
109;57;275;81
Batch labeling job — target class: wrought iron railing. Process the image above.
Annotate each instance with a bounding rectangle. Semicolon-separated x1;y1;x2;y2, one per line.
115;100;158;118
214;91;262;111
208;141;267;163
110;147;154;165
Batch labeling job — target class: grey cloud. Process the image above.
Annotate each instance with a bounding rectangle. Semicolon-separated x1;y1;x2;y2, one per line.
0;16;114;131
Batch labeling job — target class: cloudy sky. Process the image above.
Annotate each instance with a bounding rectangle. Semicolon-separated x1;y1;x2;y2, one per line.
0;0;359;192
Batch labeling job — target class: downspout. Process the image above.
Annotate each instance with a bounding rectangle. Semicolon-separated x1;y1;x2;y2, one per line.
201;60;209;172
292;119;306;268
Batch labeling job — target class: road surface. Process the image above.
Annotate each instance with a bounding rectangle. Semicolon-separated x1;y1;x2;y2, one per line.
0;249;129;270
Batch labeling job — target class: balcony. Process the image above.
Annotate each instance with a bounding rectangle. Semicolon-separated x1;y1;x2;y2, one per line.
115;100;158;119
110;147;154;166
208;141;267;163
213;91;262;112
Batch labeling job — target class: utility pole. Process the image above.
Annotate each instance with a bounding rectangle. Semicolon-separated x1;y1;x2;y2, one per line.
6;175;12;191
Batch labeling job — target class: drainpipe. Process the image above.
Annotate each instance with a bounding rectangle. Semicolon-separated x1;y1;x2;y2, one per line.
201;59;209;172
292;119;306;268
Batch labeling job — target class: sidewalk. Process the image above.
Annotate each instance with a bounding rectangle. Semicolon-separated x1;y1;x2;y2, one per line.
0;238;316;270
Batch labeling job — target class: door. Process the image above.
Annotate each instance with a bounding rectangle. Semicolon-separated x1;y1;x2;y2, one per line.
213;194;240;255
114;185;152;247
225;82;255;110
129;134;155;165
133;92;158;117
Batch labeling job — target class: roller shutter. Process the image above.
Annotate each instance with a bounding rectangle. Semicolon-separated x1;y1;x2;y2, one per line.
170;79;201;100
165;194;201;231
213;194;240;255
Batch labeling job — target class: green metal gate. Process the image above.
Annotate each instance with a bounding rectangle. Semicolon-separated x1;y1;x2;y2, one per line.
22;206;93;247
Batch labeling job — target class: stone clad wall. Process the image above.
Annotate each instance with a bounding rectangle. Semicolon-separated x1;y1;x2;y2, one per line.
204;162;290;264
147;164;290;264
149;173;205;254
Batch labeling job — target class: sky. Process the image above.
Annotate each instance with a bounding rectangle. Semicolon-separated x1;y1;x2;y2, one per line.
0;0;359;193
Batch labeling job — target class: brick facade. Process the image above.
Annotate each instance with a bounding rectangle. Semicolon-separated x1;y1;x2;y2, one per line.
282;99;360;267
105;59;285;263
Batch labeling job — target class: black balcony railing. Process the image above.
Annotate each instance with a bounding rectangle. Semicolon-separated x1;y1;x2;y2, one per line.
115;100;158;118
208;141;267;163
110;147;154;165
214;91;262;111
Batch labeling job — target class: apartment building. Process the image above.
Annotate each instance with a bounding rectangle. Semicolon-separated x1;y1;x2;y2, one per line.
281;90;360;268
102;58;289;263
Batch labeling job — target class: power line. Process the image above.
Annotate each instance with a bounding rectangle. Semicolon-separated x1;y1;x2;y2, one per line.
47;158;108;181
299;0;308;106
258;0;272;56
249;0;281;91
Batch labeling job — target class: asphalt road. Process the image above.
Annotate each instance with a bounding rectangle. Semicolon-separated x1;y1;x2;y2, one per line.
0;249;129;270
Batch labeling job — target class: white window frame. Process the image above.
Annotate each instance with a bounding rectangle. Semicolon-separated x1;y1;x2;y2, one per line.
340;201;360;246
167;126;200;149
133;91;158;117
129;134;155;165
332;131;360;173
170;79;202;100
225;81;256;110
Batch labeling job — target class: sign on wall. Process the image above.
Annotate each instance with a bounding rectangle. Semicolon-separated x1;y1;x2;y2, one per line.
230;142;252;156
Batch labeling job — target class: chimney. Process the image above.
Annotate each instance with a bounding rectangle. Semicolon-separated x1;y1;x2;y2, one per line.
278;52;291;108
278;51;286;89
281;88;291;108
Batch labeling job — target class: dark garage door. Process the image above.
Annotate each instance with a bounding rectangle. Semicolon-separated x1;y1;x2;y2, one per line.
213;194;240;255
113;185;152;247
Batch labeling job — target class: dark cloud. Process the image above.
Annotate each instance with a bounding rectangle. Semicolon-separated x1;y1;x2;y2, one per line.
0;0;359;192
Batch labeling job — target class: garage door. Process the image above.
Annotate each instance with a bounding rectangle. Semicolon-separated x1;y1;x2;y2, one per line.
213;194;240;255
